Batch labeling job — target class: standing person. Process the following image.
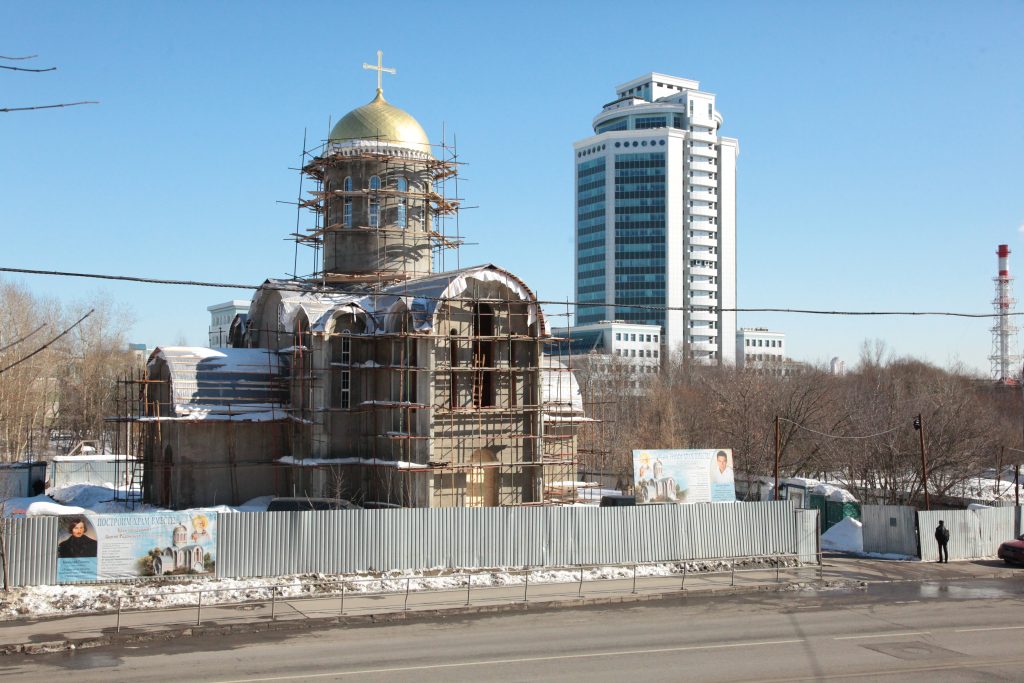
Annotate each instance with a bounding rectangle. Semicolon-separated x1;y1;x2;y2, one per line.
935;520;950;563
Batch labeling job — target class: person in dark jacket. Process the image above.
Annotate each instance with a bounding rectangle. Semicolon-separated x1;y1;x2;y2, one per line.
57;516;98;559
934;520;950;563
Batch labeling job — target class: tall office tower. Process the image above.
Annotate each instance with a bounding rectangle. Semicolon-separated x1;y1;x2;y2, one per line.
574;73;738;363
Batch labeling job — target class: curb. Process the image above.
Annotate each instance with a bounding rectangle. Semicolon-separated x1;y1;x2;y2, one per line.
0;581;800;656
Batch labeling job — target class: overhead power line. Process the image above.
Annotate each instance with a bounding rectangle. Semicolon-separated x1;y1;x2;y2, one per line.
1;265;1019;319
1;100;99;113
778;417;902;440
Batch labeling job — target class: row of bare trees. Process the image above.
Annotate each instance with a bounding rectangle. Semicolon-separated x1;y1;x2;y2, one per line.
576;343;1022;507
0;280;135;461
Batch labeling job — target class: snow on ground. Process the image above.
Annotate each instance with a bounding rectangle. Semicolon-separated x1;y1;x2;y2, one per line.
2;485;275;517
821;517;864;553
0;556;802;620
49;483;162;514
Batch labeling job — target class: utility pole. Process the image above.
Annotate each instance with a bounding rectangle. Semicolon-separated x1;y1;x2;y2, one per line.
998;445;1005;500
913;414;930;510
774;415;781;502
1016;463;1020;508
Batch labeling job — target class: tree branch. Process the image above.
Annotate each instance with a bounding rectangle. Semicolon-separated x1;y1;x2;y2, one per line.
0;101;98;113
0;64;55;73
0;309;93;375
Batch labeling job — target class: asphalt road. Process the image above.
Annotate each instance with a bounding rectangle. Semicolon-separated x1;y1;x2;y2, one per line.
3;578;1024;682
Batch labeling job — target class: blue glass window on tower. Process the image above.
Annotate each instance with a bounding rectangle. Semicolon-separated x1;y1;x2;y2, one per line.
343;176;353;227
369;175;381;228
395;176;408;228
595;117;627;134
613;153;666;327
634;116;666;130
576;157;606;325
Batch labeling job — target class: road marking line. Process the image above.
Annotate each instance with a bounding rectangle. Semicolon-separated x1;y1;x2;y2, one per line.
738;656;1024;682
833;631;929;640
955;625;1024;633
212;638;807;682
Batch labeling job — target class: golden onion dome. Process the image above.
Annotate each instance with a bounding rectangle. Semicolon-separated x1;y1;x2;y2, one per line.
329;90;432;157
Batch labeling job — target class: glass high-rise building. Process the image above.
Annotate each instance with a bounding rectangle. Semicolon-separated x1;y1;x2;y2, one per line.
574;73;738;364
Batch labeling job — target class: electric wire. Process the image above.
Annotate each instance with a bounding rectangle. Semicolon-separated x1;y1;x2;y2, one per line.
1;266;1018;319
778;417;903;440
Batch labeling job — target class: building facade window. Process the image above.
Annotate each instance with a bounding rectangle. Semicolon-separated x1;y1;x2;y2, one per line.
369;175;381;228
395;176;408;228
343;176;353;227
576;157;607;324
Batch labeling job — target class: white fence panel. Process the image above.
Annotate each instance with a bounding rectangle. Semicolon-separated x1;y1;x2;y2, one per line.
918;508;1015;561
862;505;918;557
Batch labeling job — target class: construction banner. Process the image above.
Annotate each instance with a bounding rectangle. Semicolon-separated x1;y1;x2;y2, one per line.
56;512;217;583
632;449;736;504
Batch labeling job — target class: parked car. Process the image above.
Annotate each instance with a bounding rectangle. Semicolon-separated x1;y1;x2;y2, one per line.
266;497;360;512
599;494;636;507
997;534;1024;565
360;501;403;509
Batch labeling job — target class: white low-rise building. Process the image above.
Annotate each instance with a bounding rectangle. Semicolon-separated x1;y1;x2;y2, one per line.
736;327;785;370
207;300;250;348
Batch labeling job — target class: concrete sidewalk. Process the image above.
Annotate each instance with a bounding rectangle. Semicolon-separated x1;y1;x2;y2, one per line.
0;556;1019;655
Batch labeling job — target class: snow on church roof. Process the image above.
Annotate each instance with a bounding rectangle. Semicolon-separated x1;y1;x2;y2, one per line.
262;264;548;336
147;347;288;422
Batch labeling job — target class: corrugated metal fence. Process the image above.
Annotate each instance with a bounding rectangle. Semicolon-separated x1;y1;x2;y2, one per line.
2;516;57;587
795;508;820;563
216;501;805;578
861;505;918;557
4;501;809;587
917;507;1019;561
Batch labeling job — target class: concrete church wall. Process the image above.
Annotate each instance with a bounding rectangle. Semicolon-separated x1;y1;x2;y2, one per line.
147;421;288;509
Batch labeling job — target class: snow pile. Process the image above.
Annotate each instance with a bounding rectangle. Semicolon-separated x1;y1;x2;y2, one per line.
0;557;805;619
783;477;858;503
8;484;272;517
821;516;863;553
27;501;86;516
812;482;857;503
49;484;162;514
2;495;69;518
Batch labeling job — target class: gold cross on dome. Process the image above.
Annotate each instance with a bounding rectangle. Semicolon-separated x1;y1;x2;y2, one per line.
363;50;396;95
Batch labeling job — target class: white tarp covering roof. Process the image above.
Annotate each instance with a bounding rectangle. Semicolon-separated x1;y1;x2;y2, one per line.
541;355;588;421
258;264;547;336
147;347;288;422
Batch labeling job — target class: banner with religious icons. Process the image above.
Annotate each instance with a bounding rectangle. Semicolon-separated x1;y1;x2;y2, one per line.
632;449;736;504
56;512;217;583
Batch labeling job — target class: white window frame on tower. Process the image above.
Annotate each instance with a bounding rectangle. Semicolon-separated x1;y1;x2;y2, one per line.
395;176;408;228
343;176;353;227
369;175;381;228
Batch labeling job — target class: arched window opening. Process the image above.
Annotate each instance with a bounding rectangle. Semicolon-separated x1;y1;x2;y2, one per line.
369;175;381;228
343;176;353;227
395;176;408;228
472;303;496;408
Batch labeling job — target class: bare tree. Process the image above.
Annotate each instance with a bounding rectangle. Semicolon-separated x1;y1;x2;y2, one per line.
0;54;97;113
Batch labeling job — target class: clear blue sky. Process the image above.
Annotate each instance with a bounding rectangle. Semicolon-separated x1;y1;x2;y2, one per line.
3;1;1022;373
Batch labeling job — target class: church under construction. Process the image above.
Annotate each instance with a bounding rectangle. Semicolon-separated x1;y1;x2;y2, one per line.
136;55;585;509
